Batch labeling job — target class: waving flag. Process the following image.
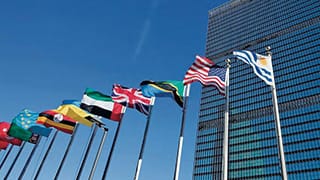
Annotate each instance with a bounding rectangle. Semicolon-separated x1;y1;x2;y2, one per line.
183;55;226;95
140;80;184;107
8;122;33;141
112;84;153;115
80;88;126;122
0;122;22;146
233;50;274;86
12;109;52;137
37;110;77;134
56;104;95;127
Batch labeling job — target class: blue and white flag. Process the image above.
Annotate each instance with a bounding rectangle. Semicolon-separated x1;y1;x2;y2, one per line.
233;50;274;86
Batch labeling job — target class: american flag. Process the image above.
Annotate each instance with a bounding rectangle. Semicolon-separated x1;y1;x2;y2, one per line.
112;84;153;115
183;55;226;95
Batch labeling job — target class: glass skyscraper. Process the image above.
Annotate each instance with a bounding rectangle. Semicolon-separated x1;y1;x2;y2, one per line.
193;0;319;179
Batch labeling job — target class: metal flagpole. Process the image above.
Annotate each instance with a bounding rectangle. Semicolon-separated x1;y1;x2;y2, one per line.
4;141;26;180
54;123;79;180
0;146;8;162
88;126;108;180
0;144;14;170
75;123;98;180
222;59;231;180
173;84;190;180
19;136;42;179
266;46;288;180
33;130;58;179
133;97;155;180
102;116;125;179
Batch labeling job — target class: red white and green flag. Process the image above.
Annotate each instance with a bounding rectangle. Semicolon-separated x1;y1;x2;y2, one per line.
80;88;126;122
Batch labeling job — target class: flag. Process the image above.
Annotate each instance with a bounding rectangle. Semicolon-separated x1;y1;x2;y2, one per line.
0;122;22;146
12;109;52;137
140;80;184;107
233;50;274;86
0;140;9;150
56;103;95;127
112;84;153;115
183;55;226;95
37;110;77;134
61;100;104;125
8;122;33;141
80;88;126;122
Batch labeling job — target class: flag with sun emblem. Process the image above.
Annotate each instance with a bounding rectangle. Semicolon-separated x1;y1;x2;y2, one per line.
233;50;274;86
9;109;52;140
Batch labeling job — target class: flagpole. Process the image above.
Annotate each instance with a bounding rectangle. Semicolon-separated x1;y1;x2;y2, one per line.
0;144;14;170
89;126;108;180
75;123;98;180
266;46;287;180
133;97;155;180
4;141;26;180
19;136;42;179
222;59;230;180
33;130;58;179
102;116;125;179
173;84;190;180
0;146;8;162
54;123;80;180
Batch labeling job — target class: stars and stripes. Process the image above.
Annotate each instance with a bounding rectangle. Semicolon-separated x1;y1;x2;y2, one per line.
183;55;226;95
112;84;153;115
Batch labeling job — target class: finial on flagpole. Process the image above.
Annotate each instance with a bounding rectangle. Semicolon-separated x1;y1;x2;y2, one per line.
265;46;272;56
225;58;231;67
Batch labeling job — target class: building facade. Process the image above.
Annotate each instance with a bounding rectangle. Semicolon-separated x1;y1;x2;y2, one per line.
193;0;320;179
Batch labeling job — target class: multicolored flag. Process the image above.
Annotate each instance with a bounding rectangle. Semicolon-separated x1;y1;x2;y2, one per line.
80;88;126;122
56;103;95;127
233;50;274;86
140;80;184;107
37;110;77;134
0;122;22;146
112;84;153;115
11;109;52;137
183;55;226;95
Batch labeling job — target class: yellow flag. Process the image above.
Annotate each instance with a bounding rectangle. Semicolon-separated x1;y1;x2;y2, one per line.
56;104;94;127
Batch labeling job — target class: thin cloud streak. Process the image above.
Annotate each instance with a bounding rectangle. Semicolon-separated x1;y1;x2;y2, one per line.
133;0;158;61
134;19;151;59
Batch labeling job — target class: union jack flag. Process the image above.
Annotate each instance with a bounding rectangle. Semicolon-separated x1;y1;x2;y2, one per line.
112;84;153;115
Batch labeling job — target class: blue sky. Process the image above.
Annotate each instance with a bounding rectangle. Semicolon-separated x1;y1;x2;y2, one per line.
0;0;228;179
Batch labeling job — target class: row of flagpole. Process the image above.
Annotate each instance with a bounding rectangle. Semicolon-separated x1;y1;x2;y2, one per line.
0;47;288;180
0;122;110;180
